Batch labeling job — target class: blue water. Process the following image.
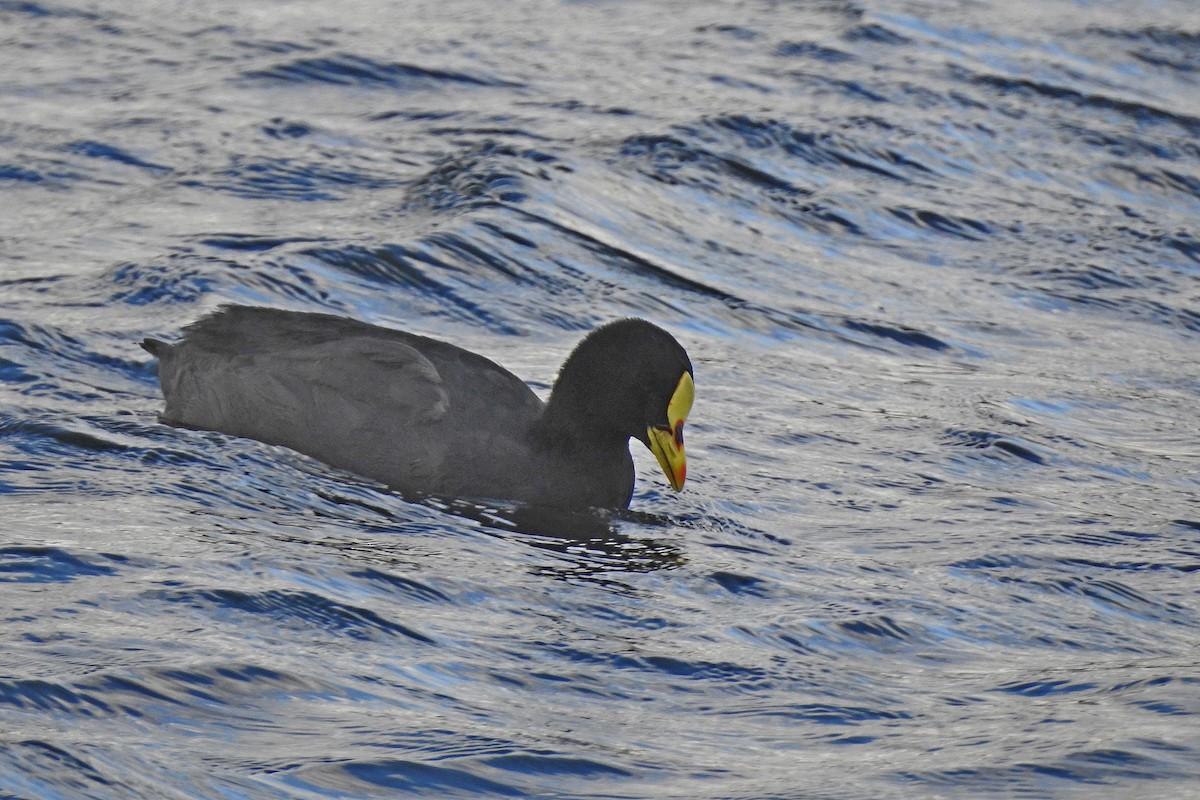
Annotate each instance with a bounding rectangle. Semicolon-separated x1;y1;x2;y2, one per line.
2;0;1198;797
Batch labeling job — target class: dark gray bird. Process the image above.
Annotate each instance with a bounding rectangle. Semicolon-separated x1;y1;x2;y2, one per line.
141;306;693;510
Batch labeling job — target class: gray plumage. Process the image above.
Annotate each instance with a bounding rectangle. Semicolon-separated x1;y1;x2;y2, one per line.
142;306;692;510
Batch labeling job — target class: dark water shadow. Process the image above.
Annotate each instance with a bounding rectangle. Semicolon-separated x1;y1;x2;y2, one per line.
280;466;688;580
421;497;688;581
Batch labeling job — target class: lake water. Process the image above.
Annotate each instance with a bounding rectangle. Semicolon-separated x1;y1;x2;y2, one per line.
1;0;1198;798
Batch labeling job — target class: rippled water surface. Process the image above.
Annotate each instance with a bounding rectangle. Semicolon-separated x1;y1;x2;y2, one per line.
2;0;1199;797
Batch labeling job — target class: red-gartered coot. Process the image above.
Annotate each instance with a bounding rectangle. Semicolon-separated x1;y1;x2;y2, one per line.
142;306;693;510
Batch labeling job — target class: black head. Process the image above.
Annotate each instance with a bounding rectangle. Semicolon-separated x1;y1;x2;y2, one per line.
544;318;693;491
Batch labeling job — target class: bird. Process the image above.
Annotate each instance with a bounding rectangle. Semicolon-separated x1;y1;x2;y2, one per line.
141;305;693;511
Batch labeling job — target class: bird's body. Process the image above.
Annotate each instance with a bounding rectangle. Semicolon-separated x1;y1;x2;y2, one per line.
142;306;693;510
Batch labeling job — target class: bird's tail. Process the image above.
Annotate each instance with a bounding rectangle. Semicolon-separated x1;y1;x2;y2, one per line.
140;338;171;357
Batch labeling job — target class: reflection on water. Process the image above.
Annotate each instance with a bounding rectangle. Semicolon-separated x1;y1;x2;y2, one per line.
425;498;689;579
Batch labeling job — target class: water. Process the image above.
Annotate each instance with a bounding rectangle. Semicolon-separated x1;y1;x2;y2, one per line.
2;0;1198;797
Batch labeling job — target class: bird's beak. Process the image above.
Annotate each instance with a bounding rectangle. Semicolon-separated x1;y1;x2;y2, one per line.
647;371;693;492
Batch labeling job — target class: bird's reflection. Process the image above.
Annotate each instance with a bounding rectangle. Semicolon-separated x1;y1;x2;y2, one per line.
294;475;687;579
426;497;687;580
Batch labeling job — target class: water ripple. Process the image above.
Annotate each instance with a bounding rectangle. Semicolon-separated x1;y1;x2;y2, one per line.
1;1;1199;798
243;53;521;89
0;546;121;583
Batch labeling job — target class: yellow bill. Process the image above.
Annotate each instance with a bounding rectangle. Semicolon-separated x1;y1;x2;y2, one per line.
647;371;693;491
